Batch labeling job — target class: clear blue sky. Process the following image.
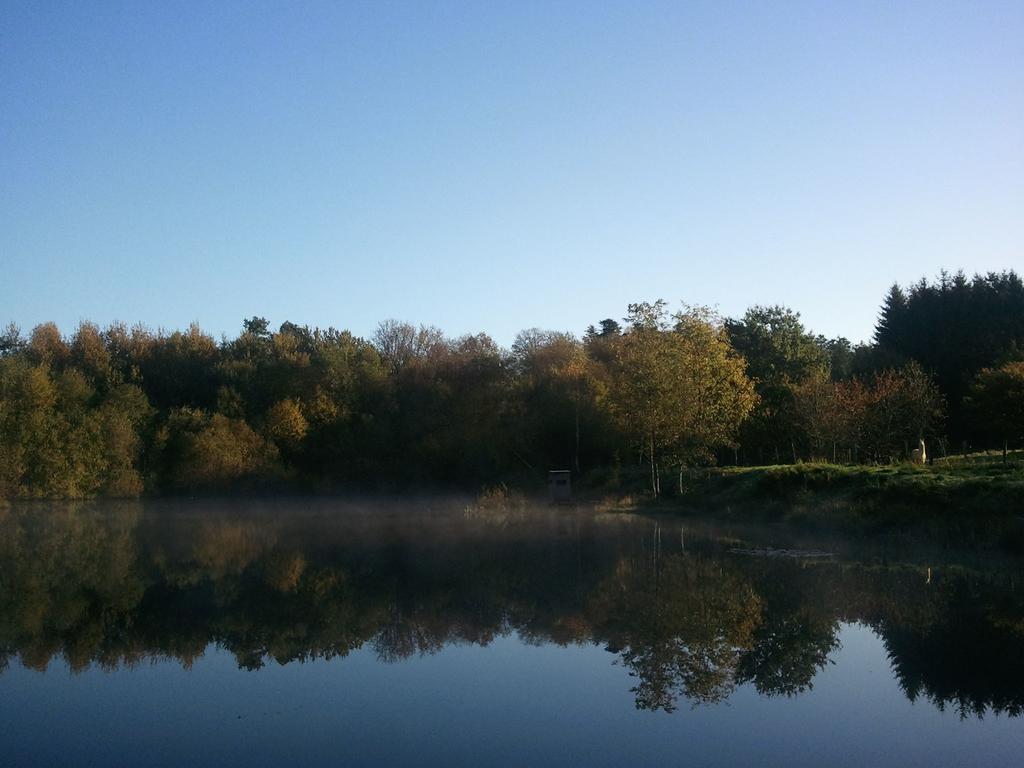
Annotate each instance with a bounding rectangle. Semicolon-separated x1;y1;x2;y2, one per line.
2;1;1021;346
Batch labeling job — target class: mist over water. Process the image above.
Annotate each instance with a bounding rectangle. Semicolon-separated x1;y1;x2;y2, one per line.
1;500;1021;767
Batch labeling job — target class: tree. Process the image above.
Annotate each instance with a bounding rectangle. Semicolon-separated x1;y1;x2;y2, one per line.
552;344;599;473
242;316;272;339
584;318;622;339
372;319;446;374
817;336;855;380
610;302;756;495
858;362;945;462
512;330;610;474
70;322;113;389
874;283;909;349
965;362;1024;459
727;305;828;383
726;306;828;464
0;358;60;496
872;271;1024;445
791;368;846;462
158;409;279;492
96;384;154;496
0;324;24;357
27;322;69;368
137;324;220;411
266;399;309;451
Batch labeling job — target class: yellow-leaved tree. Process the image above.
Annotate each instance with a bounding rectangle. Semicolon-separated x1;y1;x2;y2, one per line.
610;301;757;496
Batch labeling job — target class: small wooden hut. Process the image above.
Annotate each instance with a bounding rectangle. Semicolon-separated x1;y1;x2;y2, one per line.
548;470;572;503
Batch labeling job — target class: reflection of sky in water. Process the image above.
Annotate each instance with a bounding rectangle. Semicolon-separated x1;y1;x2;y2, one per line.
2;623;1019;768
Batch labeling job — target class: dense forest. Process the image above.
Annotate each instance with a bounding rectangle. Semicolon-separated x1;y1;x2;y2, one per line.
1;269;1022;498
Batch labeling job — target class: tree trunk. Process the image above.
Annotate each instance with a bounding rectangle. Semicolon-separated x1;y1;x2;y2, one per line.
573;398;581;473
649;431;658;497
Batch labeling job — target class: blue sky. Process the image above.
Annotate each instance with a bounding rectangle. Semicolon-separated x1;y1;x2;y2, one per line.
2;1;1021;345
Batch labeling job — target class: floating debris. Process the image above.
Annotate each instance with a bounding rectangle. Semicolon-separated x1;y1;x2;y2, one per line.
728;547;835;559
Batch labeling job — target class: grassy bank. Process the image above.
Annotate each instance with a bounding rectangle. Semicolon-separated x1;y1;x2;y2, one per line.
695;457;1021;510
604;452;1024;545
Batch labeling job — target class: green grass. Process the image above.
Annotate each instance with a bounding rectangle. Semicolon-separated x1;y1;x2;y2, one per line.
633;454;1024;545
699;456;1021;502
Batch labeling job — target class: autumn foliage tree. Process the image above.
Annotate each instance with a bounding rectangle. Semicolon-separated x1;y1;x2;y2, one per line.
609;302;756;495
788;362;945;463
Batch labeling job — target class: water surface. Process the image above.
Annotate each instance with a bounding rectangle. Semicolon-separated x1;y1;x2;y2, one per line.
1;500;1021;766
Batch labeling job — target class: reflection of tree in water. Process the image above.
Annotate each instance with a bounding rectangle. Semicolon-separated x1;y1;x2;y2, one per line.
373;603;450;663
1;503;1023;718
737;610;839;697
880;577;1024;718
735;562;840;698
0;502;145;672
590;555;762;710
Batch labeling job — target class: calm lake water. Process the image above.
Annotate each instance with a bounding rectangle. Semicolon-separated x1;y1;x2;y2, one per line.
1;500;1021;767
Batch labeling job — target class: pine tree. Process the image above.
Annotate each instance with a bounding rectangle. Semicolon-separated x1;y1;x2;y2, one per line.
874;284;908;348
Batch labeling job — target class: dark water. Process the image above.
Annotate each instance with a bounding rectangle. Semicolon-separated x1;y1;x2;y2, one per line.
1;500;1022;767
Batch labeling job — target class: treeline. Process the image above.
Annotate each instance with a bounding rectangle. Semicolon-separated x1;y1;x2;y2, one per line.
1;269;1022;497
